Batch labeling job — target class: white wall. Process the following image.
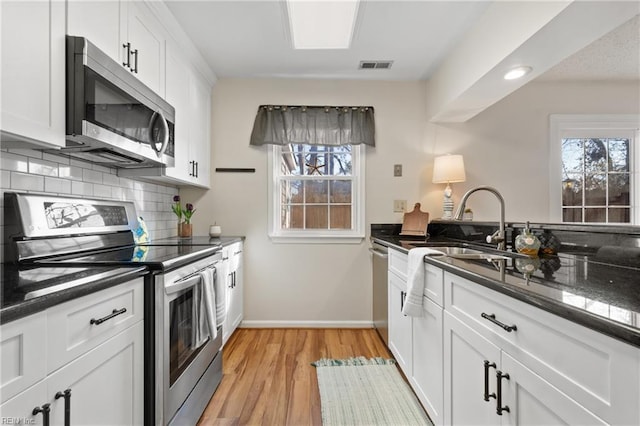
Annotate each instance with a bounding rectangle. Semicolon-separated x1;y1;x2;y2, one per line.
183;78;433;326
184;77;639;325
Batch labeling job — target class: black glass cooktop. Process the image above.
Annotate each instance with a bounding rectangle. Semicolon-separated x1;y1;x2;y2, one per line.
33;244;220;270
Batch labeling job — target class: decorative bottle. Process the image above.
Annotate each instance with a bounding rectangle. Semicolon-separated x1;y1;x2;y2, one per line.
515;221;541;256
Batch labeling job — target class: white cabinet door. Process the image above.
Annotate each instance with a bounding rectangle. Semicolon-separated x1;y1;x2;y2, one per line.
223;242;243;344
444;311;501;426
126;1;165;96
388;270;412;375
46;322;144;426
501;352;606;426
411;297;443;426
66;0;126;63
0;381;48;426
188;69;212;187
164;40;192;182
1;0;65;148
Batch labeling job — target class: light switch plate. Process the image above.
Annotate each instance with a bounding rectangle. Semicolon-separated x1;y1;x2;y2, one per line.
394;164;402;177
393;200;406;213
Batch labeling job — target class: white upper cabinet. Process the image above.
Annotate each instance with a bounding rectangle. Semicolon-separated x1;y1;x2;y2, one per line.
67;0;165;96
0;0;66;148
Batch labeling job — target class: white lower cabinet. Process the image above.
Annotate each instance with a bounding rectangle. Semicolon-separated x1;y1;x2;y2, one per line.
0;279;144;425
411;297;444;426
222;241;244;345
386;246;640;426
388;269;412;375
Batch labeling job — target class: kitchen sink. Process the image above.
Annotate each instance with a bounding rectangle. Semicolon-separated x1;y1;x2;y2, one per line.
405;241;525;261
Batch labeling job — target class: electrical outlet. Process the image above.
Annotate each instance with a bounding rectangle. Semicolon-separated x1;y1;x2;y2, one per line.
393;164;402;177
393;200;407;213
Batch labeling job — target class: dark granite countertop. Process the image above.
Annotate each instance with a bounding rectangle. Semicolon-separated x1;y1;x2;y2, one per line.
1;265;147;325
371;234;640;349
146;235;244;247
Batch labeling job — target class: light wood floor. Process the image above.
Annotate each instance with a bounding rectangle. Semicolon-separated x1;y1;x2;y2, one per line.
197;328;392;425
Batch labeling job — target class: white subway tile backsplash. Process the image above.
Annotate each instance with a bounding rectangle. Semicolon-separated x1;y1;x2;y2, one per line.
44;177;72;194
28;157;59;176
1;151;29;173
1;148;181;249
59;165;84;180
1;171;10;189
93;184;112;198
71;180;93;196
82;169;103;184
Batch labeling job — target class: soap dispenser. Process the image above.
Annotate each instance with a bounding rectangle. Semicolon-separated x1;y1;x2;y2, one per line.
515;221;541;256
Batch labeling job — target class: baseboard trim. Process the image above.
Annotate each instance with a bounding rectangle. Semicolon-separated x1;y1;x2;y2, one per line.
240;320;374;329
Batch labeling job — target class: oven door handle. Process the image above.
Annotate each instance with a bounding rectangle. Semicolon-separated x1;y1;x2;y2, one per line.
165;274;201;295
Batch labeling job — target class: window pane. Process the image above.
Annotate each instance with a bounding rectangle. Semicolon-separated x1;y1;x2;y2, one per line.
608;173;629;205
561;139;583;173
584;139;607;173
584;174;606;205
608;208;630;223
330;206;351;229
330;180;352;203
562;174;582;206
305;206;327;229
584;208;606;222
282;205;304;229
608;139;629;172
326;153;352;175
305;180;328;203
282;179;303;203
563;208;582;222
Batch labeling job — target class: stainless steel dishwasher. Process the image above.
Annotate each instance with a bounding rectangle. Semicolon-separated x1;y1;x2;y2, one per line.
370;242;389;345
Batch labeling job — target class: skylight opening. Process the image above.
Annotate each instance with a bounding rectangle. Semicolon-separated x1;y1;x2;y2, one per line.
286;0;360;50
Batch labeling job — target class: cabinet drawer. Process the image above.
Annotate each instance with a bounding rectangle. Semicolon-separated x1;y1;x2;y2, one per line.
445;272;640;425
0;312;47;403
46;278;143;374
389;249;408;279
424;263;443;306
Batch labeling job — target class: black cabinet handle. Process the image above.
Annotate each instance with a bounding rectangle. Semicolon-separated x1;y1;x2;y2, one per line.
55;389;71;426
400;291;406;314
122;43;131;68
33;403;51;426
496;370;510;415
228;272;233;289
131;49;138;73
189;160;194;176
194;161;199;178
90;308;127;325
483;360;496;401
481;313;517;332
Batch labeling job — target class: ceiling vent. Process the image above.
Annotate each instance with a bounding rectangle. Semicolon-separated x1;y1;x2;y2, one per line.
359;60;393;70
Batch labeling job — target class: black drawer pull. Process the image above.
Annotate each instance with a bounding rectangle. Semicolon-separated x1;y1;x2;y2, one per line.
90;308;127;325
33;403;51;426
481;313;517;332
55;389;72;426
483;360;496;401
122;43;131;68
496;370;510;415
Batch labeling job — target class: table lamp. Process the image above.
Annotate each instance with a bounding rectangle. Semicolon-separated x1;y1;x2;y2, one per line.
432;154;466;219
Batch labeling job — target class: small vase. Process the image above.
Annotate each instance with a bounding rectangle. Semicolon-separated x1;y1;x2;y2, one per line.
178;222;192;238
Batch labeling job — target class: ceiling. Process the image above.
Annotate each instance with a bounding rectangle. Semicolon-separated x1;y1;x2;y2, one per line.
165;1;639;83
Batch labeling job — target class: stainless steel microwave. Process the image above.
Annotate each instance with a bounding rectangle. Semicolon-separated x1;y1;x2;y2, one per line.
60;36;175;168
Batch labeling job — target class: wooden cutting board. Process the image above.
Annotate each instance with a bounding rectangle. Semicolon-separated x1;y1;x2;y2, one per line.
400;203;430;236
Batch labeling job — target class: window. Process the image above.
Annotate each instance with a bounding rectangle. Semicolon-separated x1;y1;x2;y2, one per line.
268;143;365;242
549;115;640;225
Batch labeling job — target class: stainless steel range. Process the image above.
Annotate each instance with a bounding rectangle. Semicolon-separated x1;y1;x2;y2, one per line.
4;192;224;425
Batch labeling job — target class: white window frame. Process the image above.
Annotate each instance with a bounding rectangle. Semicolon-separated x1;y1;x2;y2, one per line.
549;114;640;224
267;144;365;243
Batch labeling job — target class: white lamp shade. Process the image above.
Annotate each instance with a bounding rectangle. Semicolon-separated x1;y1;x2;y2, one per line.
432;154;466;183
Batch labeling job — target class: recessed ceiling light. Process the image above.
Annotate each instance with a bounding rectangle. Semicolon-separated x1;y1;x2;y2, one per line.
286;0;360;49
504;66;533;80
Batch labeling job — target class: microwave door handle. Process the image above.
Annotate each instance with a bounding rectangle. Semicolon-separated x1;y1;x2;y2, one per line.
148;110;170;157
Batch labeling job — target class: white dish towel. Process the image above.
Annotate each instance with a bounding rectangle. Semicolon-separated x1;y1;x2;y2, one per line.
402;248;437;317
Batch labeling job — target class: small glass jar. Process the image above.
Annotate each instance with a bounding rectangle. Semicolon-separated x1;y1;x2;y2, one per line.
515;222;541;256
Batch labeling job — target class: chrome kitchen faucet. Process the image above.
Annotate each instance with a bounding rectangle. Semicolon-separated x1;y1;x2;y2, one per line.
454;186;506;251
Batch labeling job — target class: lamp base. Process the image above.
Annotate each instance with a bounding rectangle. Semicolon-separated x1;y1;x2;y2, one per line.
442;183;454;219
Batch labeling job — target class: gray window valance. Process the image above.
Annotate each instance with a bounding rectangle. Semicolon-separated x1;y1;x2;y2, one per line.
250;105;375;147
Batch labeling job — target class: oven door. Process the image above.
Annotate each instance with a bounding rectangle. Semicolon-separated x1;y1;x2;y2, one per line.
158;261;222;424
